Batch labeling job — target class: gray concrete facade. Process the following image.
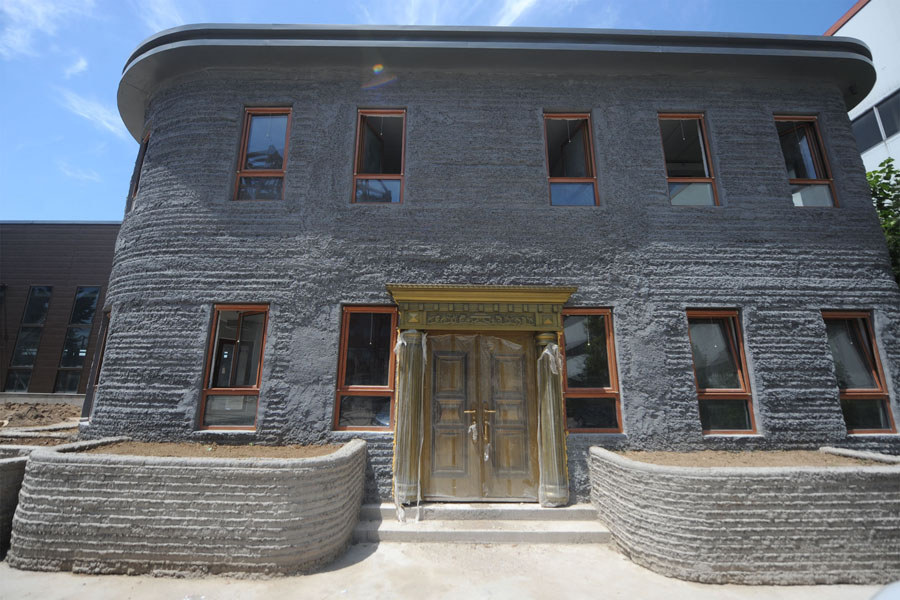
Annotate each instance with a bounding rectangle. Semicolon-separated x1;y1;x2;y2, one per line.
83;26;900;502
589;447;900;584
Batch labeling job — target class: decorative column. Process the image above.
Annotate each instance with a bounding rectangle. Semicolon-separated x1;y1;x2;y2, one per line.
392;330;425;506
535;332;569;507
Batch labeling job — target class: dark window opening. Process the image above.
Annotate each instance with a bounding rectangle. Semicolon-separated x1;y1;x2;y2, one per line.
126;132;150;213
877;90;900;139
3;286;52;392
235;108;291;201
658;115;717;206
353;111;405;203
775;116;835;207
852;110;883;153
54;286;100;394
561;309;621;433
544;115;598;206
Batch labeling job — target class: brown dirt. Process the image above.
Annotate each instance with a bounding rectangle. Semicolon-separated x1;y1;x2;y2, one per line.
84;441;343;458
618;450;883;467
0;403;80;428
0;436;72;447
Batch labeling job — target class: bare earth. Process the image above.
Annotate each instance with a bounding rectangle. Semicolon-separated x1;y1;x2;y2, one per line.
0;403;80;427
84;441;343;458
0;436;74;447
619;450;882;467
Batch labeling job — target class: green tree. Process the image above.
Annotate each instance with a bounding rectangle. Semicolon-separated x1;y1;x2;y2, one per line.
867;157;900;284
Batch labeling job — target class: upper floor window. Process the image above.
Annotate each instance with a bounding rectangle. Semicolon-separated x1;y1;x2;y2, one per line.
775;115;836;207
353;110;405;203
561;309;621;432
822;311;895;434
55;286;101;393
686;310;755;434
235;108;291;201
125;132;149;213
658;114;718;206
852;90;900;153
4;285;52;392
334;306;397;430
544;114;599;206
199;305;269;429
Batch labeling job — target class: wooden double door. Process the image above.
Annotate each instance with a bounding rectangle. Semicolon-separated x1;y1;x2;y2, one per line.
423;333;538;501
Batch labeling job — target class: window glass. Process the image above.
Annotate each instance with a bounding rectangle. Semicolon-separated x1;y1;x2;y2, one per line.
4;370;30;392
660;118;709;178
778;121;820;179
840;398;891;431
354;179;401;203
790;183;834;207
564;314;610;388
338;395;392;427
688;318;741;389
60;327;91;368
243;114;288;170
10;327;42;367
566;397;618;430
824;318;878;389
237;177;283;201
546;119;591;178
668;182;715;206
70;286;100;324
699;398;751;431
203;395;258;427
876;91;900;139
851;110;883;152
344;312;393;386
54;370;81;393
23;286;52;324
357;115;403;174
549;182;595;206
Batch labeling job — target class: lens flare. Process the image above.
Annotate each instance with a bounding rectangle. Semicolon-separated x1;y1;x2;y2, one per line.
373;64;384;74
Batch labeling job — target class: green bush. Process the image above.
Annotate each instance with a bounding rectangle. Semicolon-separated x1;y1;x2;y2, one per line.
867;157;900;284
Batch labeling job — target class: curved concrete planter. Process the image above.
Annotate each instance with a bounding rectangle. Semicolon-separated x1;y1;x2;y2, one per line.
589;447;900;585
8;439;367;577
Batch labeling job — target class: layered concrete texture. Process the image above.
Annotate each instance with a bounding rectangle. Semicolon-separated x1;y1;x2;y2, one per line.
0;448;29;558
84;54;900;503
589;447;900;585
8;439;366;577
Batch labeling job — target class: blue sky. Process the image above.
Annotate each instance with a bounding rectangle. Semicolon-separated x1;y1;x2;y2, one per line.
0;0;858;222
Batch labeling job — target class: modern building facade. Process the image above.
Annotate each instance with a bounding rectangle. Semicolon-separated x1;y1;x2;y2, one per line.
83;25;900;503
1;222;119;404
828;0;900;170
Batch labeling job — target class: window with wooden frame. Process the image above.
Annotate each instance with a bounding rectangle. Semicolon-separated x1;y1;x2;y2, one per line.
822;311;895;434
334;307;398;430
686;310;755;434
353;110;405;203
55;286;101;393
234;108;291;201
199;305;269;430
125;131;150;213
544;114;599;206
81;308;111;420
561;309;621;432
775;115;836;207
4;285;52;392
658;114;718;206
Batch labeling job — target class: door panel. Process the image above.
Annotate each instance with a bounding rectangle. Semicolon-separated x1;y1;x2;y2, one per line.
424;332;537;501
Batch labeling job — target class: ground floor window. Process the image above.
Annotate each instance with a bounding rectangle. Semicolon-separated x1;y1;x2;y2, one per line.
822;311;895;434
199;305;269;430
334;306;397;430
561;308;621;432
686;310;756;434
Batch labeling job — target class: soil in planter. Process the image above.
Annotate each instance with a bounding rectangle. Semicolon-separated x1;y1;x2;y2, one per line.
0;403;80;428
84;441;343;458
0;435;74;447
619;450;883;467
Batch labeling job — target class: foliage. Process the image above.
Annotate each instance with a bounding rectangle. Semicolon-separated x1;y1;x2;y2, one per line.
867;158;900;284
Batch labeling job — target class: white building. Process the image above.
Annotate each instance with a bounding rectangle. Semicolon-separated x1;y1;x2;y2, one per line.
827;0;900;171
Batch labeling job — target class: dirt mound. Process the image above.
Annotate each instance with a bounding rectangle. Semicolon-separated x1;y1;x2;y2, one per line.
0;403;80;428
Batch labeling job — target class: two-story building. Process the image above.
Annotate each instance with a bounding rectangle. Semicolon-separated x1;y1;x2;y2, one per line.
83;25;900;504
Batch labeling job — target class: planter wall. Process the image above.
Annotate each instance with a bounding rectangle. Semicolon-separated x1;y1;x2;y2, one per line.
8;439;366;576
0;448;29;558
590;447;900;585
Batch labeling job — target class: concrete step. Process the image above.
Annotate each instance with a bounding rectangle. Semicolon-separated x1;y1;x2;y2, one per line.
353;517;610;544
358;502;596;522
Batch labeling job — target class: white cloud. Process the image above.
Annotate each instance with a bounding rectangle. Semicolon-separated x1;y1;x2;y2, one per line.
356;0;483;26
131;0;186;33
0;0;94;59
58;88;130;140
64;56;87;78
58;159;102;183
493;0;538;26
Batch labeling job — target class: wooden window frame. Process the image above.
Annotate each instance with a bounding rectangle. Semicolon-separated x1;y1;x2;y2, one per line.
333;306;398;431
822;310;896;434
774;115;838;207
82;308;111;419
352;109;406;204
234;107;292;201
560;308;621;433
198;304;270;431
126;131;150;213
686;309;756;435
658;113;719;206
543;113;600;206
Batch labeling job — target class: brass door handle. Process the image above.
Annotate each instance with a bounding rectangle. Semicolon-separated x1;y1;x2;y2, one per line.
463;409;476;426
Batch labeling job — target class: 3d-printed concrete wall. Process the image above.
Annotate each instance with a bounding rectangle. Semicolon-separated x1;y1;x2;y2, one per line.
8;439;366;576
0;448;29;558
82;61;900;502
589;447;900;584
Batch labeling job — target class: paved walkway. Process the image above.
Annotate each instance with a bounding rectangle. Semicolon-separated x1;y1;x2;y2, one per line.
0;543;886;600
